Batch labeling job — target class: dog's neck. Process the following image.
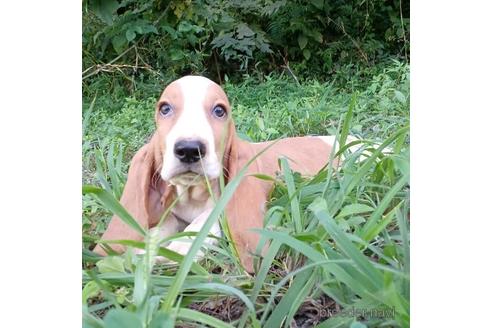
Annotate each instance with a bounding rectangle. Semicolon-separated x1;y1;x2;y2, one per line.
170;178;219;224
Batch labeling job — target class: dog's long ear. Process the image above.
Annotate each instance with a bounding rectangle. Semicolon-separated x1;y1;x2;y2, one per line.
224;123;271;273
94;134;168;255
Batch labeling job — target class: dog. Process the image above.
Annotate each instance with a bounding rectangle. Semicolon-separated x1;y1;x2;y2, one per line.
94;75;351;273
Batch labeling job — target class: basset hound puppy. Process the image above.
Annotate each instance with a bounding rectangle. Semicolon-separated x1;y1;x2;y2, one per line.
93;75;350;273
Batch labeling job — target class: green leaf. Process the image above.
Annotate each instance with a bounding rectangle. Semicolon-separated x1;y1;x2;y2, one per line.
90;0;119;25
83;306;105;328
257;117;265;130
96;256;126;274
310;198;383;290
281;158;302;233
312;0;324;10
347;216;366;226
103;309;143;328
312;30;324;43
264;268;314;328
359;173;409;241
303;49;311;60
250;240;282;307
101;239;208;275
314;315;354;328
107;144;123;199
170;49;184;61
184;283;255;312
83;185;146;237
394;90;406;103
251;173;276;182
284;269;318;327
339;93;356;151
237;24;255;39
177;308;234;328
149;312;174;328
125;29;136;42
82;95;96;136
255;228;371;296
341;125;409;196
178;21;193;33
360;201;402;242
82;281;101;304
133;228;161;308
298;34;308;50
260;260;351;324
336;204;374;219
111;34;127;54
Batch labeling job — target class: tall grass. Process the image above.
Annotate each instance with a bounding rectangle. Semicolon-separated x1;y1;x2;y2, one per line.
83;124;409;328
82;63;409;327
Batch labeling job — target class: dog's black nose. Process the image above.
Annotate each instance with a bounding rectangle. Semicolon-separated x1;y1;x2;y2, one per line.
174;140;207;163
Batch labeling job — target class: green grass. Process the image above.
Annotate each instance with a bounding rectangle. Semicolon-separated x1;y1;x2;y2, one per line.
82;59;410;328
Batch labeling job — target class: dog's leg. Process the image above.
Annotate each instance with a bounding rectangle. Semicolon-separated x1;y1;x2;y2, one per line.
162;207;220;262
135;214;183;257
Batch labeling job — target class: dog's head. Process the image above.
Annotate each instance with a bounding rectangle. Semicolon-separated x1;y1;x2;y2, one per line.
154;76;234;185
98;76;266;273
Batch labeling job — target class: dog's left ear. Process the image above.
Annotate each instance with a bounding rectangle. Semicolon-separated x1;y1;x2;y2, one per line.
224;122;271;273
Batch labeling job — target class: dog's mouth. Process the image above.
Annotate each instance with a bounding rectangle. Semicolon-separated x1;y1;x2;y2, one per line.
162;157;221;184
168;170;205;186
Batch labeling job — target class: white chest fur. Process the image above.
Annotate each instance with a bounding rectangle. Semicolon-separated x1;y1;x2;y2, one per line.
171;181;218;224
152;179;221;263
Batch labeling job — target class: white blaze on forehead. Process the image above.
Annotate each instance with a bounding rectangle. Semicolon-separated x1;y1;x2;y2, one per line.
161;76;221;181
173;76;216;148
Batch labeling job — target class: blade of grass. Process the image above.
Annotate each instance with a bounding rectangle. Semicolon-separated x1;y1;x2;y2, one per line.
176;308;234;328
250;239;282;302
342;125;409;196
107;144;123;198
82;94;97;136
309;197;383;290
359;172;408;241
83;185;146;237
99;239;208;275
254;229;374;297
134;227;160;308
83;272;215;287
260;259;352;324
184;283;255;312
338;93;357;150
284;268;318;328
95;149;112;192
264;267;314;328
280;158;302;233
360;200;404;242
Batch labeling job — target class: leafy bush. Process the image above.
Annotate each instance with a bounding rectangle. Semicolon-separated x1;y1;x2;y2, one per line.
83;0;409;87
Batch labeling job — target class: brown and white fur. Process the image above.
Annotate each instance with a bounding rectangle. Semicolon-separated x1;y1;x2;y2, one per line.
94;76;357;273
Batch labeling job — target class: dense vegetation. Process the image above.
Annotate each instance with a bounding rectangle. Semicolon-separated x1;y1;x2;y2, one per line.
82;1;410;327
83;0;409;88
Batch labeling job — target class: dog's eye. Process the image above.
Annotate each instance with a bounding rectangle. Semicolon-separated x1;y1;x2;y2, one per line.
212;105;226;119
159;103;173;117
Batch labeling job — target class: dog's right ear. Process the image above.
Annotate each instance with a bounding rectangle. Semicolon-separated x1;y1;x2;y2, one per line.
93;134;169;255
223;122;271;273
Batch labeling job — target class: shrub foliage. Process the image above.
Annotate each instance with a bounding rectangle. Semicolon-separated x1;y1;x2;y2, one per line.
83;0;409;82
